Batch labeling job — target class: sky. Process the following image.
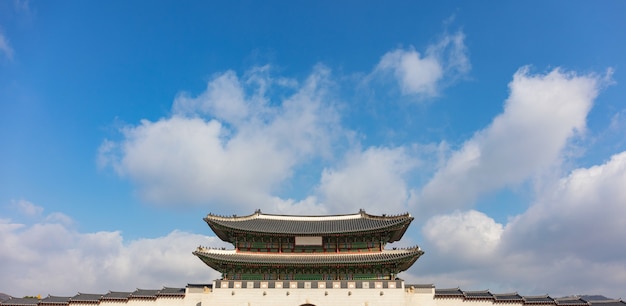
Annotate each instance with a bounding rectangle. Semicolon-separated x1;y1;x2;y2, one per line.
1;0;626;299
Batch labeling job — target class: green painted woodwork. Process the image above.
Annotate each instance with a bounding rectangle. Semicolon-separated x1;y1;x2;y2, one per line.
240;274;264;280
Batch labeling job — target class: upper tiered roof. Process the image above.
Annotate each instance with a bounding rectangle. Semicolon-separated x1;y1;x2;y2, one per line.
204;209;413;242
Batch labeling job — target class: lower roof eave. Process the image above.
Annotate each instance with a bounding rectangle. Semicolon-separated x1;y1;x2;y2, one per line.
193;248;423;272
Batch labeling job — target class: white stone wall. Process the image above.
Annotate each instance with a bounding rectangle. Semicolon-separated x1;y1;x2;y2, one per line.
205;287;413;306
155;297;185;306
405;286;437;306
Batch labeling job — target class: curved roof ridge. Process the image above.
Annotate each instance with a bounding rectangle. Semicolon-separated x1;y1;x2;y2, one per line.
258;212;362;221
205;209;411;222
362;210;412;220
205;210;260;221
203;210;415;243
464;289;492;293
493;292;520;296
437;287;461;290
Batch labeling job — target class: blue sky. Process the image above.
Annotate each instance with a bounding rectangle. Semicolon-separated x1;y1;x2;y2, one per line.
1;0;626;298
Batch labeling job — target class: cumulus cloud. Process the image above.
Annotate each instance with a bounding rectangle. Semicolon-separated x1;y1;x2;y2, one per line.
414;67;601;216
423;210;503;263
0;202;221;297
502;151;626;259
100;65;341;211
416;151;626;297
318;146;417;214
372;31;469;97
172;70;249;123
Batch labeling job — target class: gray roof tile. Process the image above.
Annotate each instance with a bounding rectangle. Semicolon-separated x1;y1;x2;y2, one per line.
1;298;39;306
523;295;556;304
101;292;130;301
40;296;70;305
70;294;101;303
194;246;423;272
157;288;184;297
205;210;413;242
494;293;524;302
464;290;495;300
435;288;464;297
130;290;158;299
556;298;589;305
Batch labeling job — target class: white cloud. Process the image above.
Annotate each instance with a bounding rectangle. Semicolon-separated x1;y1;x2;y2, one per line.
100;65;340;211
423;210;503;263
318;147;416;214
376;48;443;96
414;67;601;216
372;31;469;97
415;151;626;297
173;70;249;124
0;32;14;60
12;199;44;217
0;204;222;297
502;150;626;259
270;196;329;215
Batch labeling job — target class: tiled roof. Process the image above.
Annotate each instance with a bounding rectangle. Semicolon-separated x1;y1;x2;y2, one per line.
0;294;11;303
1;298;39;306
465;290;495;300
130;290;158;299
523;295;556;304
204;210;413;242
0;287;191;306
494;293;524;302
435;288;464;297
435;289;569;305
157;288;185;297
70;294;101;303
40;296;70;305
193;246;423;272
555;297;590;305
101;292;130;301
